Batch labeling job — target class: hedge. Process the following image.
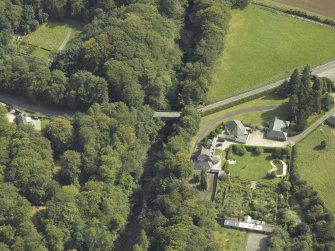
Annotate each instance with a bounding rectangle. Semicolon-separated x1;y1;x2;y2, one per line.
201;88;277;117
253;2;335;27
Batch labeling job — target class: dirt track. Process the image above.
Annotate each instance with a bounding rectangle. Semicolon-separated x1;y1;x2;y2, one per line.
270;0;335;19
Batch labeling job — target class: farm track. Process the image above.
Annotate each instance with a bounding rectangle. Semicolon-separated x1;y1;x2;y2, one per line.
58;28;72;51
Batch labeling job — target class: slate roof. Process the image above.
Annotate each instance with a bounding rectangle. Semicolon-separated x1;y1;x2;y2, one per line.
267;117;290;141
16;113;32;125
225;120;249;144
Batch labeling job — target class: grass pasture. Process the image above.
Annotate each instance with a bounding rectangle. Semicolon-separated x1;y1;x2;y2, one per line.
22;20;82;58
208;5;335;102
214;225;247;251
295;125;335;213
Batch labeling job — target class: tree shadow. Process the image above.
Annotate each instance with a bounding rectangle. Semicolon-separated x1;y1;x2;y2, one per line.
313;145;324;151
260;104;289;126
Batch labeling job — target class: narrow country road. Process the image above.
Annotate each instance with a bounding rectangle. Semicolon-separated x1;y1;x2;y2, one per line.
191;104;282;152
288;107;335;144
0;92;76;116
154;59;335;118
58;28;73;51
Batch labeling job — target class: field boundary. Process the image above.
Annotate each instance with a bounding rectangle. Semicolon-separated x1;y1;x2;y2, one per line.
202;88;277;117
252;1;335;28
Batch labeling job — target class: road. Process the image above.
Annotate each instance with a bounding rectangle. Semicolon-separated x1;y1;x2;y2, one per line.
288;107;335;144
191;104;281;152
0;92;76;116
0;59;334;120
155;59;335;118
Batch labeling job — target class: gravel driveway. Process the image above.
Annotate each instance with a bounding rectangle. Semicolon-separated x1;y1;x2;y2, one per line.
245;233;269;251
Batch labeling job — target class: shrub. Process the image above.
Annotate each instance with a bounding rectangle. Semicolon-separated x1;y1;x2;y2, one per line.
232;145;246;156
192;173;200;183
226;146;233;160
267;170;277;179
254;146;263;156
272;148;283;159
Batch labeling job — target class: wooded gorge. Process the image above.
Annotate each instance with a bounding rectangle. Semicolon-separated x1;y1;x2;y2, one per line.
0;0;249;250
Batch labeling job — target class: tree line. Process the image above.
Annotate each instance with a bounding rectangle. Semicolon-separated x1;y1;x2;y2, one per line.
0;0;250;111
141;107;220;250
278;66;332;131
268;147;335;250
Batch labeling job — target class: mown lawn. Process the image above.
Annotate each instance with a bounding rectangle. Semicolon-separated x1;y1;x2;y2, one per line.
23;20;82;58
229;152;279;183
233;103;288;126
295;125;335;213
214;225;247;251
207;5;335;102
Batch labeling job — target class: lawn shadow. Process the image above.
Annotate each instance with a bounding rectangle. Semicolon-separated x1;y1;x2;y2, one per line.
47;19;84;30
313;144;325;151
259;93;285;101
260;104;289;126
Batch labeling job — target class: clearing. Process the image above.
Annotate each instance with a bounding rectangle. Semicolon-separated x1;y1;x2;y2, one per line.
21;20;82;58
294;125;335;213
214;224;247;251
208;5;335;102
268;0;335;19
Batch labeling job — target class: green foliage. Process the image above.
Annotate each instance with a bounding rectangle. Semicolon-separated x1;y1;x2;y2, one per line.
5;125;59;205
0;183;47;250
232;144;246;156
59;150;81;186
254;146;263;155
200;169;208;190
44;118;74;157
132;230;149;251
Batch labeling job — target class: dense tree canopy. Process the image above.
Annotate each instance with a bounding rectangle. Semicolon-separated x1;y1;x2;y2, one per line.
0;0;253;249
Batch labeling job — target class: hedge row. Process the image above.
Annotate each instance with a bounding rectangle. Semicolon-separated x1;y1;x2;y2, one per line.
201;88;277;117
253;2;335;27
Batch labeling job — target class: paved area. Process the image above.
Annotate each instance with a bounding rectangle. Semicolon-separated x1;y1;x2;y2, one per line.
270;159;287;177
192;105;281;152
245;233;269;251
31;118;41;131
6;113;15;123
288;107;335;144
246;131;290;148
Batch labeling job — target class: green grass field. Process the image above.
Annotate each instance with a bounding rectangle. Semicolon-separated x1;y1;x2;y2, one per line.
214;225;247;251
230;151;279;183
295;125;335;213
208;5;335;102
233;104;288;126
22;20;82;58
200;93;287;130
